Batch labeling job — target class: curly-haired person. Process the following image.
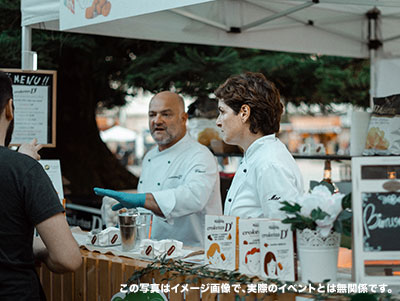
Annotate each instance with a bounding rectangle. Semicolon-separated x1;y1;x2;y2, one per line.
215;72;304;218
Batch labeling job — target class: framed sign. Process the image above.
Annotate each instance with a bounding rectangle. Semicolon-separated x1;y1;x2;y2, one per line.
2;69;57;147
38;160;64;202
352;156;400;285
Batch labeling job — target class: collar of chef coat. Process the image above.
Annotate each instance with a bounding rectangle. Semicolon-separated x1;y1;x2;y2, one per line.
243;134;277;163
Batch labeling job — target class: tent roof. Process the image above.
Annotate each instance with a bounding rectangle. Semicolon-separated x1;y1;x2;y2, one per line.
290;115;342;133
100;125;137;142
21;0;400;59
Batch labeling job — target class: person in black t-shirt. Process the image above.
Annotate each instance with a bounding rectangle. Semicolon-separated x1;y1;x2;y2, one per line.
0;71;82;300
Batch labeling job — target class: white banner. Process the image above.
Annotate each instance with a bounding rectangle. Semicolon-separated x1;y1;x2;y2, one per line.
60;0;213;30
376;58;400;97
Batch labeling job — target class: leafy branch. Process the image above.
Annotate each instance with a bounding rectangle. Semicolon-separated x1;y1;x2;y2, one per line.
280;201;330;232
125;255;392;300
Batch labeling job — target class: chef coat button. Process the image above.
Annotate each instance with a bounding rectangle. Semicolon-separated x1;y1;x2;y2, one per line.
157;182;161;186
139;180;142;184
243;169;247;173
228;198;232;202
168;161;171;164
148;159;151;162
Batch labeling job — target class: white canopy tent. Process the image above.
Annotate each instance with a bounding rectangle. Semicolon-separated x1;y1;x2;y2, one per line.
20;0;400;101
100;125;137;142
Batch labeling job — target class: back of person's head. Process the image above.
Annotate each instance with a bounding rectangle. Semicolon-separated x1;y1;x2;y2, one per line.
215;72;283;135
0;71;13;115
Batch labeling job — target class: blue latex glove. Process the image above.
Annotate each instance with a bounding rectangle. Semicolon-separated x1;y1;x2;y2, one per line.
94;187;146;211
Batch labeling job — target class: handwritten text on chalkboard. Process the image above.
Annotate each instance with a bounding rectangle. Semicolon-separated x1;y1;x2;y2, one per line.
12;74;52;86
2;69;56;146
362;192;400;252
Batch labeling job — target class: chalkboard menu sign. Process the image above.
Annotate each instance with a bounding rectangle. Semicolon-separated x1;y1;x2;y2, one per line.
362;192;400;252
2;69;57;147
352;156;400;285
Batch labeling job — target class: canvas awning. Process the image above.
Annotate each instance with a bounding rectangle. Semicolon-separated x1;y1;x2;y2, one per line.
100;125;137;142
290;115;342;134
21;0;400;58
20;0;400;97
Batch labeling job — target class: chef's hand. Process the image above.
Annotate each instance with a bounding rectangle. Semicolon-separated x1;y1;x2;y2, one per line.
94;188;146;211
18;138;43;160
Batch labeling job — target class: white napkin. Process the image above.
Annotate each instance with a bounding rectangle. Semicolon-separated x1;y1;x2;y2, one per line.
87;227;121;246
101;196;119;228
140;239;183;259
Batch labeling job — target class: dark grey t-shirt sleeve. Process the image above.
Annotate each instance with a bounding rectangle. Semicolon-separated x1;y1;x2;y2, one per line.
23;163;65;226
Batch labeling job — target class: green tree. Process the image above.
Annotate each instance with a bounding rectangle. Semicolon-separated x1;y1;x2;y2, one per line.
119;44;369;122
124;46;241;98
243;52;370;108
123;46;370;111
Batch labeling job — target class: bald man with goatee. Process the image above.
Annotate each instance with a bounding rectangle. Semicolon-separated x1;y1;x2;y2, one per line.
95;92;222;247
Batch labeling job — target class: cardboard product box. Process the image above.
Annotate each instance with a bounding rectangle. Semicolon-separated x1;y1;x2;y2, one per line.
204;215;239;271
238;218;266;276
259;220;295;281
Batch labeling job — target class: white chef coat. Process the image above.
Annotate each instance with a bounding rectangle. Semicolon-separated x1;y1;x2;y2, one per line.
138;133;222;247
224;134;304;218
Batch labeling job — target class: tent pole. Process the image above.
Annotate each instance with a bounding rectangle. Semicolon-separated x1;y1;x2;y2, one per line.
241;0;317;31
21;26;37;70
367;8;381;109
369;48;376;108
171;9;229;31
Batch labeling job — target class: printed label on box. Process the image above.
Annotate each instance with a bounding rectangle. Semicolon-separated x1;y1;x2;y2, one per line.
205;215;239;271
238;218;265;276
259;220;295;281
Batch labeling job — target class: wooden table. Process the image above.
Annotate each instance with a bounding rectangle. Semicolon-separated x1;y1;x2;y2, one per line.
37;249;149;301
37;249;302;301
